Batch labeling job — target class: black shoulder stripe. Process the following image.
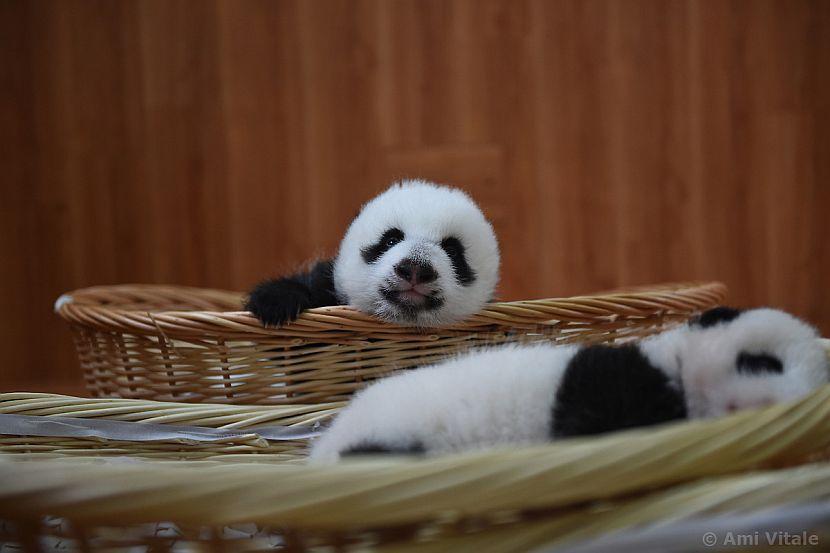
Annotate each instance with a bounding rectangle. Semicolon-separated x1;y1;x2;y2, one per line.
552;344;686;438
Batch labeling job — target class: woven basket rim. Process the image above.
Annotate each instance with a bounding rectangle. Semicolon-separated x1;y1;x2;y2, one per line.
54;281;728;338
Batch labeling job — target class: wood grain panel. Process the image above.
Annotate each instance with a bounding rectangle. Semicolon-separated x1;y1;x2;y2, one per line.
1;0;829;393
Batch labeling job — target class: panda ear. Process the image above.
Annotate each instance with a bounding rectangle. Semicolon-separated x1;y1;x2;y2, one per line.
689;306;743;329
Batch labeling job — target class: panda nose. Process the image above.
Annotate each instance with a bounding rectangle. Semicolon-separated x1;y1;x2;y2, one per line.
395;259;437;284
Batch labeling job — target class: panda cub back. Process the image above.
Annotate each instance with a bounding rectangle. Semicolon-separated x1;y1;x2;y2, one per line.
308;340;690;463
308;343;577;462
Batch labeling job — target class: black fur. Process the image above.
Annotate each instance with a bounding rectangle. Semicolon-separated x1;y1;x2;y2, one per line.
245;260;339;327
690;306;742;328
440;237;476;286
552;344;687;438
737;352;783;375
361;228;405;264
342;441;425;456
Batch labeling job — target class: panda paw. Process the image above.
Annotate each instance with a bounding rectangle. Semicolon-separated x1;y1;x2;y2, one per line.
245;278;313;327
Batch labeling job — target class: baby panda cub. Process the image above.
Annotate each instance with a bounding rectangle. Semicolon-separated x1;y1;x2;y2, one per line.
309;306;829;462
246;180;500;327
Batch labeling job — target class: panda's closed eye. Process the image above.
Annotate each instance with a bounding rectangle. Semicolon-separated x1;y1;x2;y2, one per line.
736;352;784;375
440;237;476;286
361;228;405;263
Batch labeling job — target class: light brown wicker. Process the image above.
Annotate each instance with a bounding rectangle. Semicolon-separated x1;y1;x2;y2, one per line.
0;392;338;462
2;374;830;552
55;281;727;405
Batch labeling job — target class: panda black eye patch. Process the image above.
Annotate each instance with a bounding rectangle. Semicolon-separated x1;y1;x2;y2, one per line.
361;228;405;263
736;352;784;375
440;236;476;286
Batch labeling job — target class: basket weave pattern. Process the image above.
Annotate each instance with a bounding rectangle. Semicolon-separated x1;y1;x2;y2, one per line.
0;392;336;462
2;380;830;551
56;282;727;405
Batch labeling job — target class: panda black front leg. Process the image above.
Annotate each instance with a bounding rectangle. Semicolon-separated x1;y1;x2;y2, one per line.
245;259;339;327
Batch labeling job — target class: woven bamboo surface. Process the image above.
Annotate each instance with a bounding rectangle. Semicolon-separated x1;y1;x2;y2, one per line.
55;281;727;405
2;378;830;551
0;392;342;462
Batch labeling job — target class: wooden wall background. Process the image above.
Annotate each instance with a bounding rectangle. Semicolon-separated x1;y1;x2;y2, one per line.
2;0;829;394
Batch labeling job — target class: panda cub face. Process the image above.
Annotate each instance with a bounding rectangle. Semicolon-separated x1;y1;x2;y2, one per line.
333;180;500;326
677;307;829;418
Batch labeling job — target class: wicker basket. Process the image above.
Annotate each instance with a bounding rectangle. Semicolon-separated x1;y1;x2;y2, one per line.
12;282;826;551
0;392;328;463
55;282;727;405
2;380;830;552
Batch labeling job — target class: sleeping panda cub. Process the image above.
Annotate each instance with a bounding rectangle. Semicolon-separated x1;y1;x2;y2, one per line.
309;306;829;462
246;180;500;327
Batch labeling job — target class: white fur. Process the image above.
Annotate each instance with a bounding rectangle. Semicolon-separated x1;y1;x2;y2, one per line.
642;308;829;418
333;180;500;326
309;308;829;462
308;343;577;463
